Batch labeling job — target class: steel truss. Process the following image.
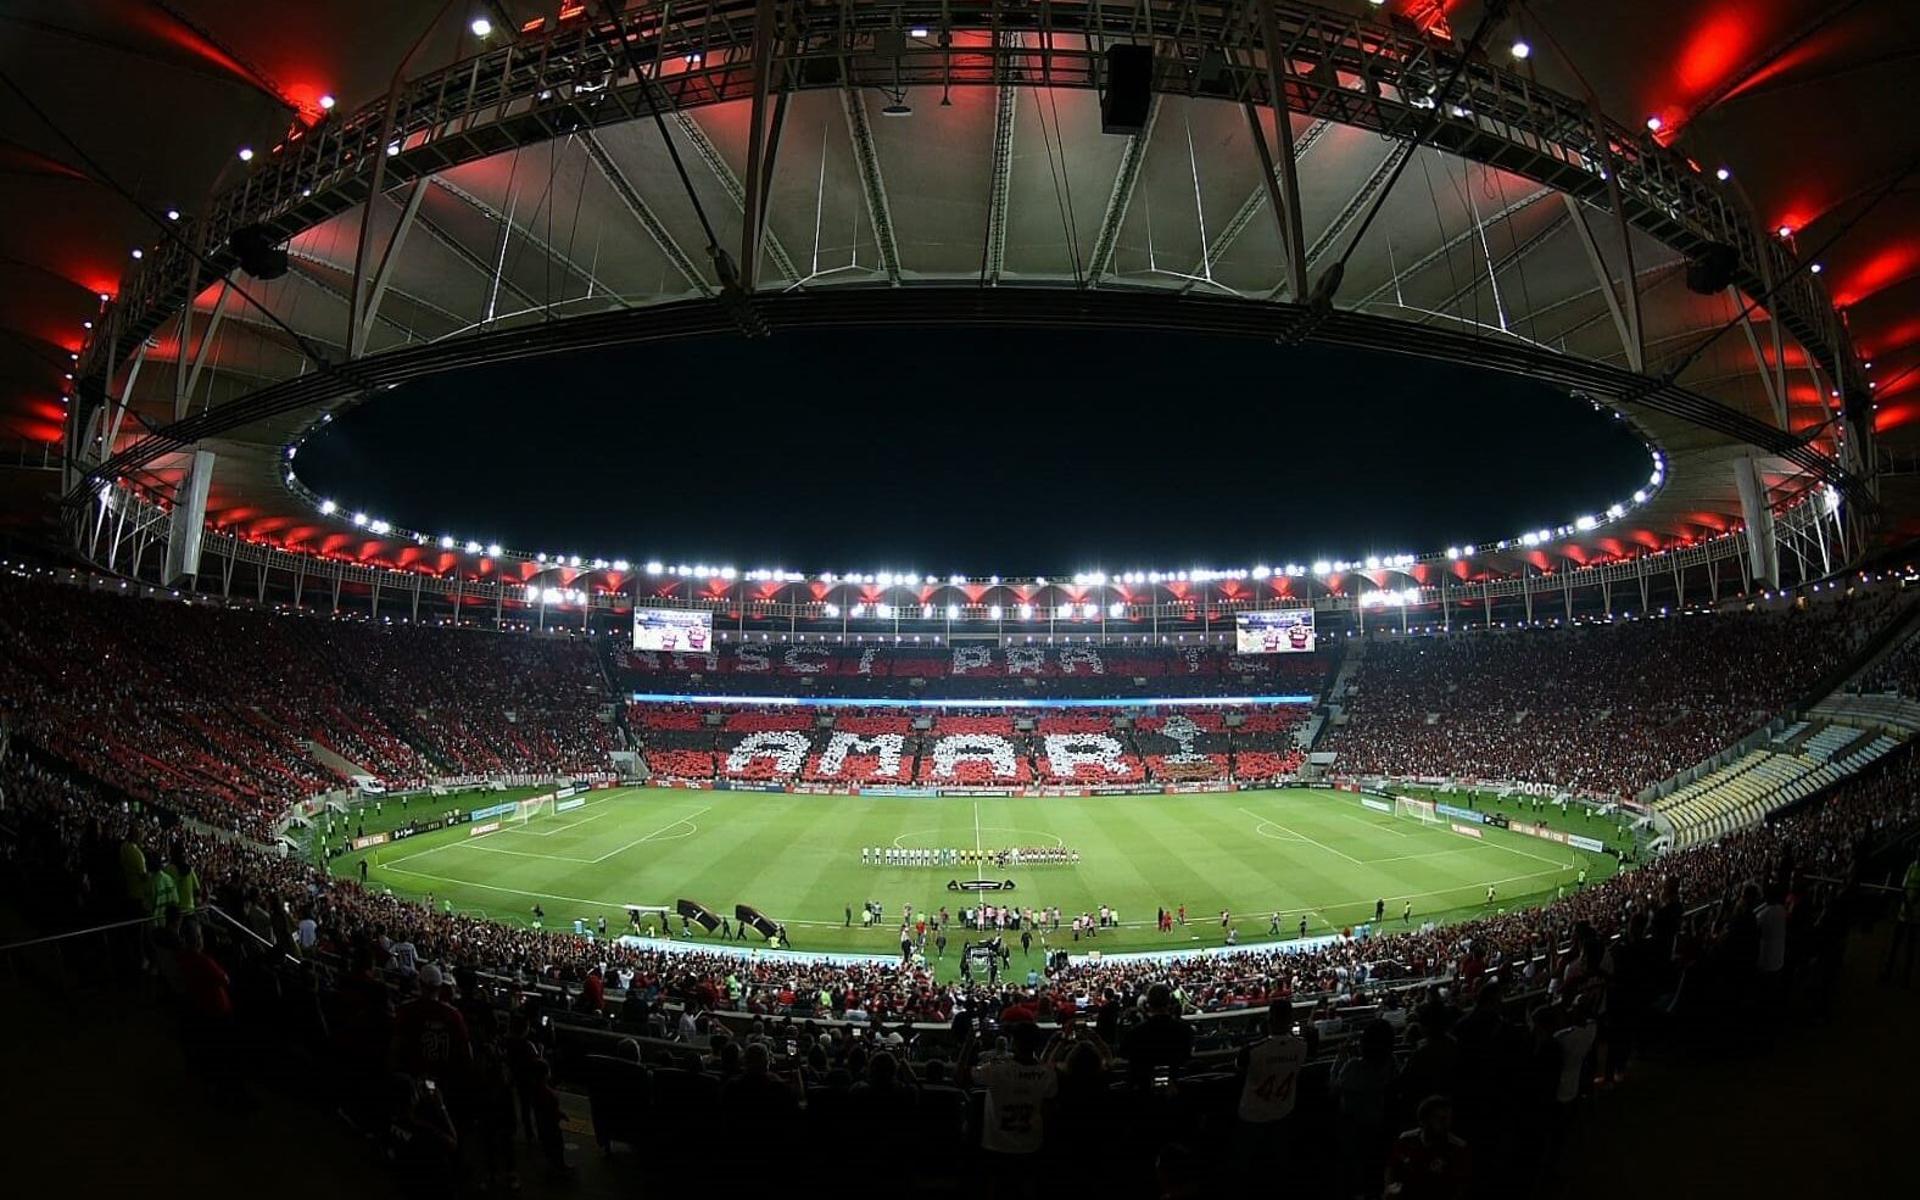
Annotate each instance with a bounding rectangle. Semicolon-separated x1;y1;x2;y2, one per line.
80;0;1859;403
68;286;1872;520
84;479;1834;637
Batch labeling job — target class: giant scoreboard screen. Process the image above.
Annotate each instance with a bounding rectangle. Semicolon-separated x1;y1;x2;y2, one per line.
632;607;713;652
1236;608;1315;654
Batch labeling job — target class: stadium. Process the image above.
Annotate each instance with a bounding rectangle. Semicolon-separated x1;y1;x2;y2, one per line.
3;1;1919;1196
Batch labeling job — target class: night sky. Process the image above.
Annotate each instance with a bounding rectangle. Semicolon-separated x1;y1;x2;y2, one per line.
298;327;1651;574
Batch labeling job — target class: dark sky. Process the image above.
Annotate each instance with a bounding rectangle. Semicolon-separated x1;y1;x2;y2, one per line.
298;327;1651;574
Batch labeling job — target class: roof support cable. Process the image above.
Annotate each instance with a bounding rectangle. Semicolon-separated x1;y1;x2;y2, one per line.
1312;0;1512;311
1654;153;1920;389
593;1;765;336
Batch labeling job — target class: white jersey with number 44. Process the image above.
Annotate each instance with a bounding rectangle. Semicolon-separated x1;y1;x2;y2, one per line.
1238;1034;1308;1122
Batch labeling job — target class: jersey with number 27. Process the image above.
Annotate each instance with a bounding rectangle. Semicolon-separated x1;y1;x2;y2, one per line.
981;1060;1059;1154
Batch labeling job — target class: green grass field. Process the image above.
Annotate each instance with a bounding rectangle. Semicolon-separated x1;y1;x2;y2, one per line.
327;786;1618;978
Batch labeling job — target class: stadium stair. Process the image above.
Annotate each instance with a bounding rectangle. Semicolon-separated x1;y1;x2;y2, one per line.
304;738;373;780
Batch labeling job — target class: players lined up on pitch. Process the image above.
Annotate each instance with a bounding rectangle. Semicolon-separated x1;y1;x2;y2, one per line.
861;845;1081;867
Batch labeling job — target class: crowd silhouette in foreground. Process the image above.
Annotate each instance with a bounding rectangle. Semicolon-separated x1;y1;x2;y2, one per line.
5;733;1916;1197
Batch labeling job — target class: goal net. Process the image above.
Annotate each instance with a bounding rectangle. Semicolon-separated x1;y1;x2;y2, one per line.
1394;795;1444;825
514;794;555;826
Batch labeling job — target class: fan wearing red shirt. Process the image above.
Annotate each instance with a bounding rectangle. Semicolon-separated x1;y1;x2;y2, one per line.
393;964;472;1087
1385;1096;1471;1200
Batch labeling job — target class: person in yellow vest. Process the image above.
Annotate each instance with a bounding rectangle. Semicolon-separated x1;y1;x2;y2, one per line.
1883;854;1920;985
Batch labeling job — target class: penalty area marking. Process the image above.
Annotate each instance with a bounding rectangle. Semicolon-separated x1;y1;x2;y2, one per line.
585;807;710;864
499;797;621;837
1233;805;1365;866
1249;820;1310;844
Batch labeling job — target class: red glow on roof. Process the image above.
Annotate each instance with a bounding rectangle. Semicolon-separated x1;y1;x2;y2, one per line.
1397;0;1458;41
1675;9;1757;97
124;6;267;94
1874;402;1920;432
1833;242;1920;308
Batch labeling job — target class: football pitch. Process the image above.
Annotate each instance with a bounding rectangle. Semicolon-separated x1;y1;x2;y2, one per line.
332;786;1621;977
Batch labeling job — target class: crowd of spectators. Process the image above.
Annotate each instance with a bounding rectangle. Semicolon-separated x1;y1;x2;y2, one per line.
1326;594;1900;801
630;703;1310;787
0;573;616;837
4;721;1915;1194
1858;621;1920;697
609;640;1332;700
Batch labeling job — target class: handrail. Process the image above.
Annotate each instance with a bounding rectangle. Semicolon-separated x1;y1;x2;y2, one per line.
205;903;293;960
0;909;190;954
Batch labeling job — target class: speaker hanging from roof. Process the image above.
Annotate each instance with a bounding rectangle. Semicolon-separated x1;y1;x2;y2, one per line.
1685;241;1739;296
230;224;288;281
1102;44;1153;134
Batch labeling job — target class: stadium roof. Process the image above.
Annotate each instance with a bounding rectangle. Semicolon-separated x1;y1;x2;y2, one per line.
4;1;1916;588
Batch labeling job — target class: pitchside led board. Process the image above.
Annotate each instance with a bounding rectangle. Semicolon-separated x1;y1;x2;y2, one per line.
1236;608;1316;654
632;607;713;653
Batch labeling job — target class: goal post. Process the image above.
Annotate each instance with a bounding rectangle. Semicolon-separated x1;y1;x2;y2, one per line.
515;793;555;826
1394;795;1444;825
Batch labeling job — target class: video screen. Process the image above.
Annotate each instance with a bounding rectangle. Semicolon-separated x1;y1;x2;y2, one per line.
1236;608;1315;654
633;607;713;652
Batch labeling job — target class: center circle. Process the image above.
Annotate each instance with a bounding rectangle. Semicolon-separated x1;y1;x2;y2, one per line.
891;825;1067;850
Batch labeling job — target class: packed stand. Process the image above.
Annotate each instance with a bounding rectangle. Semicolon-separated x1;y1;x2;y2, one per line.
1326;596;1898;801
0;573;616;836
627;702;1310;787
3;723;1916;1194
609;640;1332;700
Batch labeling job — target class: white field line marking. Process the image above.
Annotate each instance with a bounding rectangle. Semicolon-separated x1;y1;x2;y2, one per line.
381;857;1579;935
1478;836;1578;868
501;805;621;837
453;821;699;863
1249;819;1311;844
1330;807;1419;838
588;806;711;864
458;841;606;864
500;796;617;836
380;867;626;912
973;800;984;882
378;796;695;869
1235;806;1365;865
765;863;1577;931
1360;845;1491;865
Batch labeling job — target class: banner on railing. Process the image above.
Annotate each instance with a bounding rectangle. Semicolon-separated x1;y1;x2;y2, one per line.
1437;804;1484;824
556;797;587;813
349;833;389;851
1567;834;1606;853
470;801;516;822
1361;797;1393;814
1508;821;1568;846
